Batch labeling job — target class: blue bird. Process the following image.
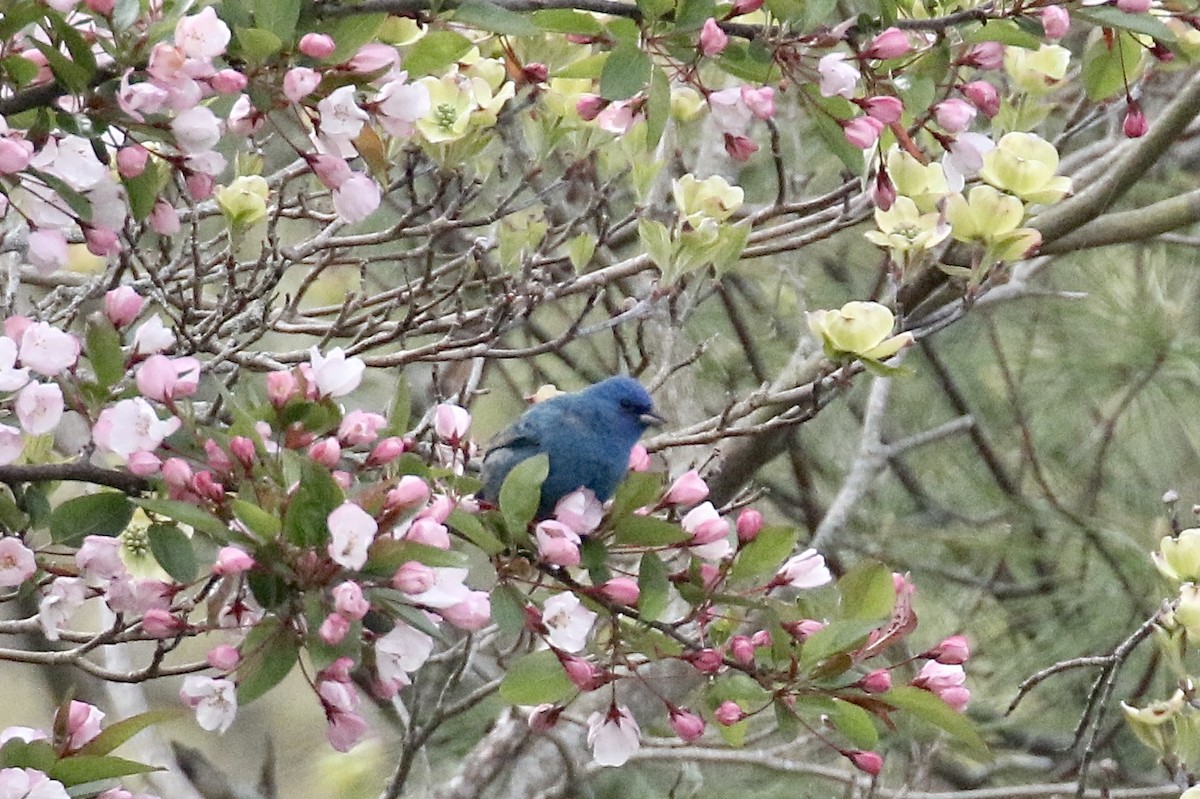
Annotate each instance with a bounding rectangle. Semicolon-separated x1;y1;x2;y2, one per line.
479;376;662;518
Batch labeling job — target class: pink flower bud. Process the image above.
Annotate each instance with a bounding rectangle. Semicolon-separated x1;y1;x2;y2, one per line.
191;470;225;503
724;133;759;162
940;686;971;712
392;560;436;593
204;439;233;475
348;43;399;73
731;0;763;13
308;437;341;468
213;546;254;575
961;80;1000;117
750;629;772;647
332;470;352;490
860;95;903;124
561;654;605;690
207;644;240;670
162;457;193;489
116;145;149;178
386;475;431;509
859;668;892;693
665;470;709;506
65;701;104;749
929;634;970;664
599;576;640;605
933;98;976;133
714;700;745;726
299;33;337;59
85;226;120;257
367;436;407;467
529;703;562;731
267;370;298;407
576;94;605;121
784;619;826;640
1116;0;1150;12
728;635;754;665
332;580;370;620
628;444;650;471
866;27;911;59
735;508;763;543
186;172;214;200
1123;100;1148;138
229;436;256;468
210;69;247;94
687;648;723;674
149;200;180;236
699;18;728;56
842;116;884;149
1041;5;1070;39
521;62;549;83
739;86;775;121
847;749;883;776
440;591;490;630
320;612;350;644
86;0;116;14
669;708;706;742
142;608;185;638
962;41;1004;70
104;286;144;328
127;451;163;476
872;166;897;211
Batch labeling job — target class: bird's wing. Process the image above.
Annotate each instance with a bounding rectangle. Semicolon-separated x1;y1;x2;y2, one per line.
478;404;554;502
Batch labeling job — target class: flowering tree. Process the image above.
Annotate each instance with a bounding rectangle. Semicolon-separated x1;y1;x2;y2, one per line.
0;0;1198;796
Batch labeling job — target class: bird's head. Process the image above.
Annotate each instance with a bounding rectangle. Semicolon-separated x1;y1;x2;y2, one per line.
585;376;664;429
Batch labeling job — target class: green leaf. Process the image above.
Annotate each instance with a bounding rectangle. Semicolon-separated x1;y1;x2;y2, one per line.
247;570;290;609
490;583;528;635
717;40;777;83
282;461;344;547
85;315;125;392
599;44;651;101
2;54;39;87
638;218;675;272
323;13;388;63
637;552;669;621
49;755;160;786
404;30;473;76
134;498;230;541
837;560;895;620
236;617;299;704
1081;31;1145;102
387;376;412;435
675;0;715;30
609;471;664;520
1074;6;1177;42
533;8;604;35
965;19;1043;48
645;65;671;149
730;525;798;584
498;649;574;704
232;499;281;539
364;538;470;574
77;709;185;757
829;698;880;749
499;454;549;535
580;537;611;584
807;92;865;173
50;493;133;546
447;508;505;555
637;0;674;21
0;739;56;772
799;619;881;669
148;523;197;583
254;0;300;41
881;686;989;755
454;0;540;35
613;514;690;547
122;157;163;222
553;52;609;79
234;26;283;63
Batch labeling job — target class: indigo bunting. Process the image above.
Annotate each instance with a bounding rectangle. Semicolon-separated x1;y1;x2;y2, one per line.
479;376;661;517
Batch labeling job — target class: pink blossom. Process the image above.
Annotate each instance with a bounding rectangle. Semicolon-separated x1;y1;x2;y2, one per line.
299;33;337;59
587;706;640;766
226;95;263;136
348;43;401;73
731;0;763;13
337;410;387;446
714;700;745;726
1124;100;1148;138
963;41;1004;70
142;608;185;638
174;7;231;59
38;577;86;640
535;519;582;566
367;436;406;466
729;635;754;664
392;561;436;594
860;95;903;124
913;660;966;693
26;229;68;275
847;750;883;776
842;116;884;149
441;590;491;630
213;546;254;575
116;145;149;179
724;133;759;162
699;18;728;56
136;355;201;402
681;502;729;545
0;728;47;746
576;95;605;121
319;612;350;644
736;508;763;542
434;403;471;442
31;136;106;191
308;437;342;468
375;621;434;689
207;644;240;670
324;702;369;752
865;27;911;59
387;475;431;509
741;86;775;120
561;653;605;690
1116;0;1151;12
529;703;562;732
818;53;859;99
118;70;168;122
933;98;976;132
92;397;182;459
15;382;63;435
266;371;298;409
942;131;994;191
776;548;832;588
596;101;638;134
105;577;171;617
928;634;970;664
0;768;69;799
599;576;639;605
541;592;596;652
940;686;971;712
961;81;999;117
1041;6;1070;39
127;451;163;476
309;154;352;190
665;469;709;506
85;225;120;257
104;287;144;328
553;488;604;535
284;67;322;103
229;436;255;468
859;668;893;693
0;425;23;466
668;708;705;742
191;470;225;502
327;502;377;570
76;536;126;582
149;200;181;235
406;516;450;548
708;87;752;135
171;106;222;154
0;337;25;392
180;675;237;733
332;172;382;223
210;69;247;94
132;316;176;356
628;444;650;471
0;538;36;587
308;347;365;397
375;78;430;137
332;581;370;619
185;172;215;200
4;318;30;344
0;137;33;174
318;86;369;141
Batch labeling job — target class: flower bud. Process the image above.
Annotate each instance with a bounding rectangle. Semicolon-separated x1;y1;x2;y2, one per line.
1123;100;1148;138
1041;6;1070;39
367;436;407;466
962;41;1004;69
104;286;144;328
933;98;976;133
560;654;605;690
714;700;745;726
207;644;241;671
142;608;186;638
320;613;350;644
386;475;431;509
699;18;728;56
229;435;256;468
599;577;640;605
864;27;910;59
669;708;706;742
858;668;892;693
210;69;247;94
392;561;436;594
299;33;337;59
529;703;562;732
191;470;225;503
687;648;723;674
736;508;763;543
267;370;298;407
929;634;970;664
213;546;254;575
728;635;755;665
665;469;709;505
576;94;605;121
961;80;1000;117
847;749;883;776
308;437;342;468
116;145;149;178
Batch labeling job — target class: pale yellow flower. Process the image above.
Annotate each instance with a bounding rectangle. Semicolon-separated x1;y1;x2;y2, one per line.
978;132;1073;205
214;175;269;228
1004;44;1070;94
807;301;914;361
672;174;744;228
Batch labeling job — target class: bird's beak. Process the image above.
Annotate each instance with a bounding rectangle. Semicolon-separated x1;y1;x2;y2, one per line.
640;411;666;427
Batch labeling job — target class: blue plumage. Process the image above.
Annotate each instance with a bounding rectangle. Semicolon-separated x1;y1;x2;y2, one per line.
479;376;661;518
